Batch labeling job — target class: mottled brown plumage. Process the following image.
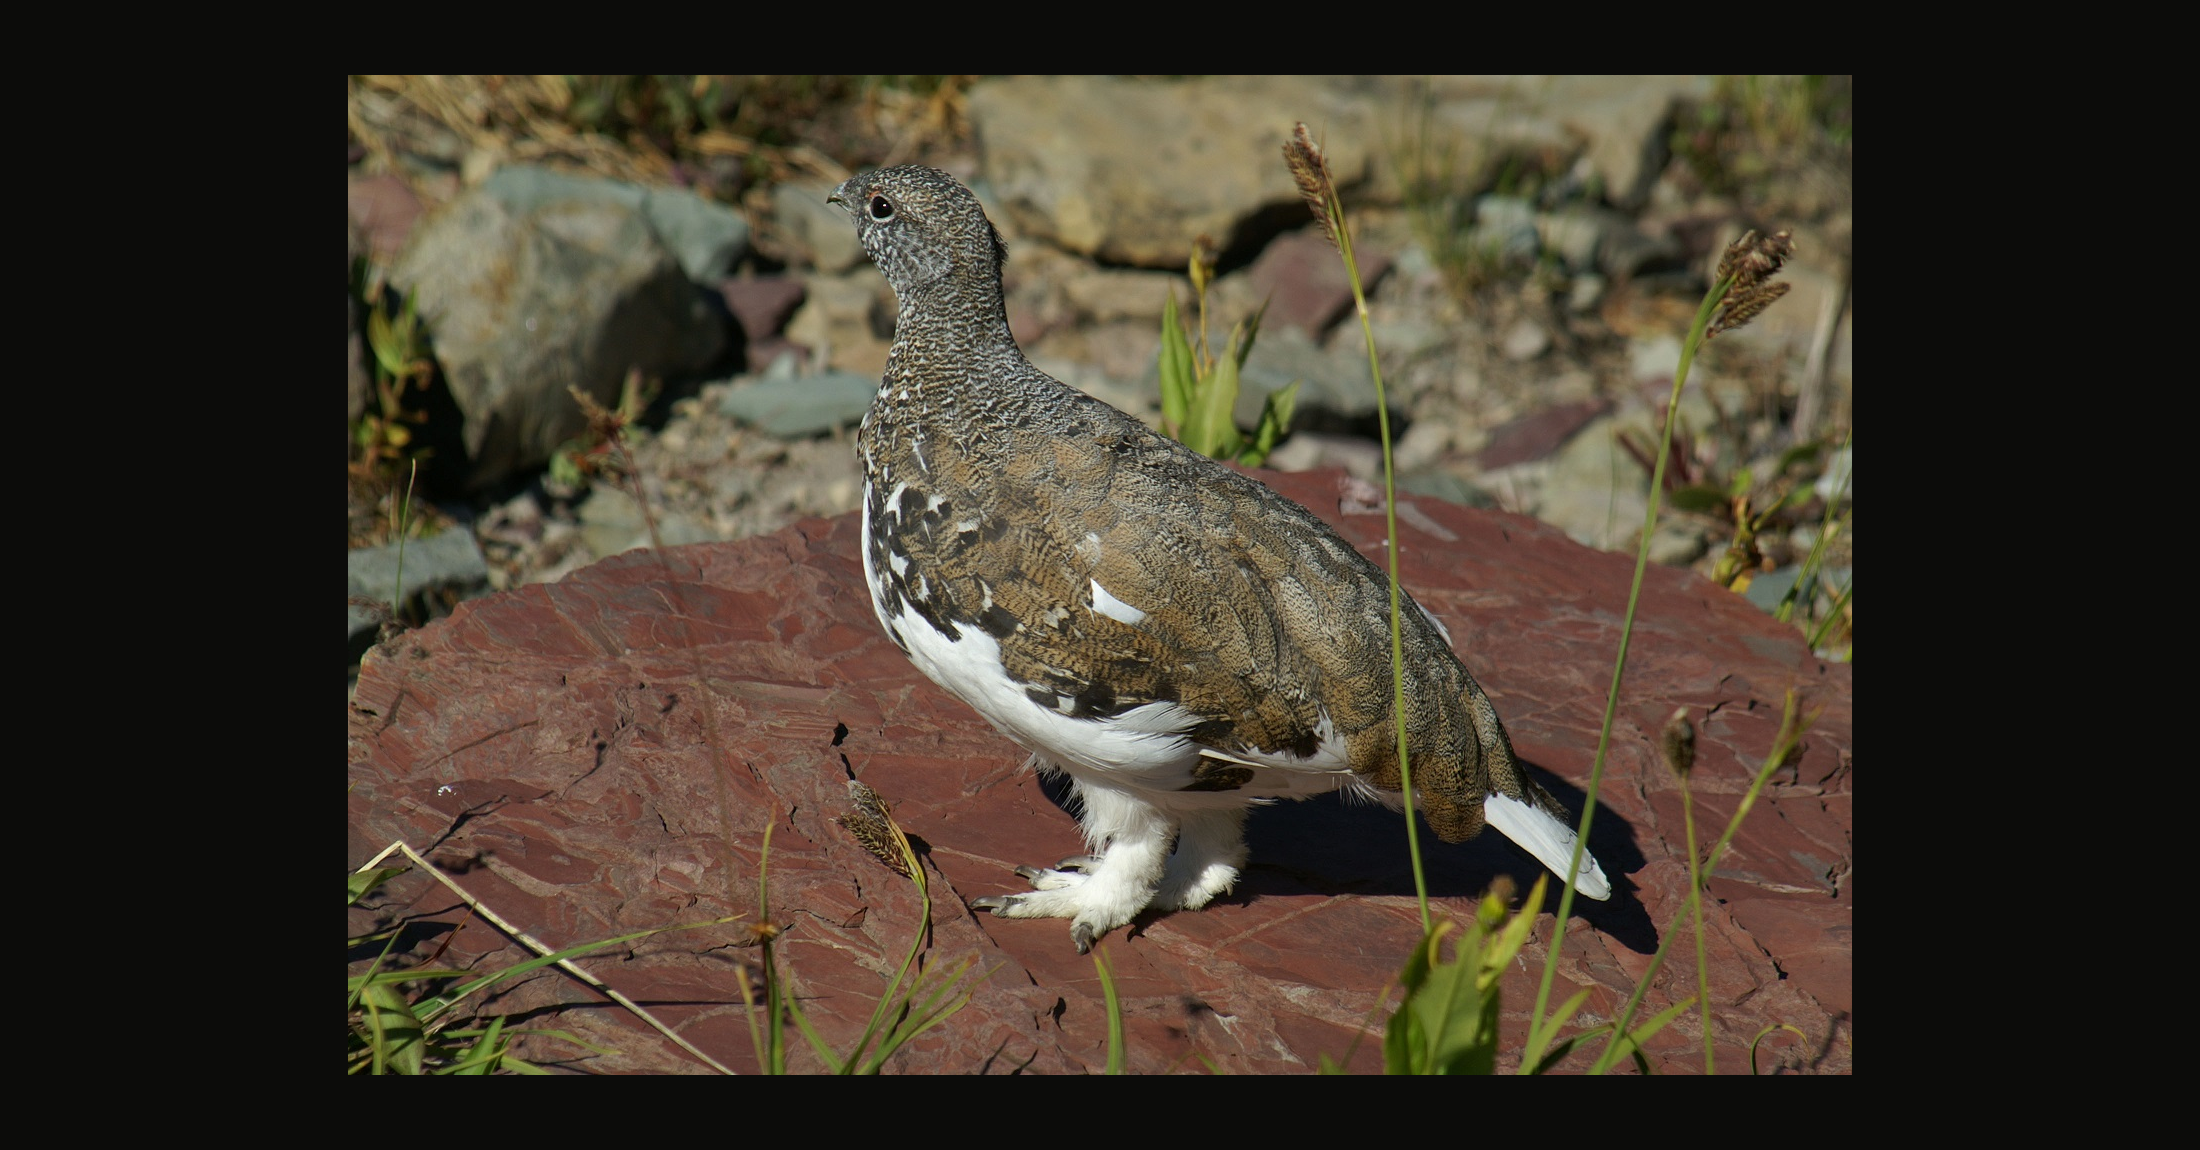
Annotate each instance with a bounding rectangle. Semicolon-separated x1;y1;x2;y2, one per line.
832;165;1608;952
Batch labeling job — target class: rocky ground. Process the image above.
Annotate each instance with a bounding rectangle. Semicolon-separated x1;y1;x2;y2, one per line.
348;76;1851;680
349;467;1854;1074
346;76;1853;1074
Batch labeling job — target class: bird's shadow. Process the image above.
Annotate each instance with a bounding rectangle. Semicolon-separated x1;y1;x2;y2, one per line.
1037;760;1658;954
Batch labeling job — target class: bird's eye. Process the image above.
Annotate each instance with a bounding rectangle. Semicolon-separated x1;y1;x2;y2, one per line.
869;194;894;221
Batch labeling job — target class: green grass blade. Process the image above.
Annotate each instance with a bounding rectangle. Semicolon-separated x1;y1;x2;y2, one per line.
1681;767;1713;1074
349;865;407;906
867;958;981;1071
1807;574;1853;650
782;978;846;1073
843;899;930;1070
1233;296;1270;371
1094;946;1127;1074
1781;435;1851;625
417;923;704;1025
1751;1023;1809;1075
449;1015;507;1074
346;916;409;1013
1524;989;1597;1074
1596;998;1696;1074
351;967;466;990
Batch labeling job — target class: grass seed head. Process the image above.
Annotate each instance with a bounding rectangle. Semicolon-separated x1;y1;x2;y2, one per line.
1284;122;1340;251
1661;708;1697;778
835;778;913;877
1707;229;1795;340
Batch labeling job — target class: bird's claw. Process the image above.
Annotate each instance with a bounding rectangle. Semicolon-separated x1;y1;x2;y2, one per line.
971;857;1123;954
1012;855;1102;885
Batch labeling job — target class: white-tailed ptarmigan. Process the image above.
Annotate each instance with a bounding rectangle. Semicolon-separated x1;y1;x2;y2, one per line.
831;165;1610;953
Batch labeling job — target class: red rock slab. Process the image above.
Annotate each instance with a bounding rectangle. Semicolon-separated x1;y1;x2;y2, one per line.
1245;230;1394;341
347;467;1852;1074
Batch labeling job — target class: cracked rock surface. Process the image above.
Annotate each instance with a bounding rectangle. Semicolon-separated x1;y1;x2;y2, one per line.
348;467;1849;1074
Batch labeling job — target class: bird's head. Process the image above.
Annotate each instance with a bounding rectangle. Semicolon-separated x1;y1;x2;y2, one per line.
829;165;1009;301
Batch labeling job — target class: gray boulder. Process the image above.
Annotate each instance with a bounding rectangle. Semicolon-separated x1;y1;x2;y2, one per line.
392;185;726;488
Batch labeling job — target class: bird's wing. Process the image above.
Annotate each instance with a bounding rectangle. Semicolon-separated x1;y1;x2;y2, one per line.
965;400;1450;784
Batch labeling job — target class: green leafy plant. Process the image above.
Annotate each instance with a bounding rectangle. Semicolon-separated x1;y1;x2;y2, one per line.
1704;451;1822;589
353;282;436;501
1311;875;1670;1076
349;274;456;554
1387;878;1639;1074
1156;240;1298;466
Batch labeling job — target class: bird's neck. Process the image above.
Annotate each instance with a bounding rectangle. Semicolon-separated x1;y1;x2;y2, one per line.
894;273;1015;343
885;280;1029;389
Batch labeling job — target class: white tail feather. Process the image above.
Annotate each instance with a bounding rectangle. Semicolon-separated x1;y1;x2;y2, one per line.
1483;793;1611;900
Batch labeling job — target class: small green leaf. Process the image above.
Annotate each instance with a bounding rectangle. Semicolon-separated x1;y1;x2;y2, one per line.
1158;293;1192;436
1485;878;1544;977
367;308;407;379
1239;381;1300;467
548;448;585;491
